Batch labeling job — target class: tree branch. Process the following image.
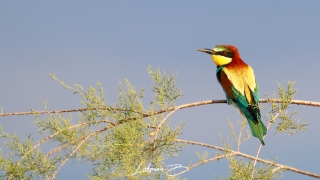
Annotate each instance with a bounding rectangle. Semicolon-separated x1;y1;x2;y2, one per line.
174;153;236;176
251;107;283;179
3;98;319;179
1;99;319;117
49;132;92;180
176;139;320;179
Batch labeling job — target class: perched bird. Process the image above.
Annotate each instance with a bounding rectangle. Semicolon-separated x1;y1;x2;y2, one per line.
198;45;267;145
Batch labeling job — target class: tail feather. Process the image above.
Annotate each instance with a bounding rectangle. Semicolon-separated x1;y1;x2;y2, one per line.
247;119;267;145
235;102;267;145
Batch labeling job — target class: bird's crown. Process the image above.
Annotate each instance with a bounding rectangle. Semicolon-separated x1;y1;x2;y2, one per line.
211;45;238;58
214;44;238;52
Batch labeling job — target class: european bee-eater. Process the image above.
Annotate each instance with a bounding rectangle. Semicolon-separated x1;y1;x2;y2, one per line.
198;45;267;145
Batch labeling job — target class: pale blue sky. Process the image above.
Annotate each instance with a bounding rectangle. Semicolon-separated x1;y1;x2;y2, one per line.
1;1;320;179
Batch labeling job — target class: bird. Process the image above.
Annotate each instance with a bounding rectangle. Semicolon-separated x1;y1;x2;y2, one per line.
197;45;267;145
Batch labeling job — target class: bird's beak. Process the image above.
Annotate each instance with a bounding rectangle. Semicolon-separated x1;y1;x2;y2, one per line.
197;48;216;55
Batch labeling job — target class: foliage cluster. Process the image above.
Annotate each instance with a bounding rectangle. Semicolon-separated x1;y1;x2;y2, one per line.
0;66;313;180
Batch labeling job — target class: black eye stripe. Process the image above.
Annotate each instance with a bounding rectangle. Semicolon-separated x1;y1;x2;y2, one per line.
217;51;234;58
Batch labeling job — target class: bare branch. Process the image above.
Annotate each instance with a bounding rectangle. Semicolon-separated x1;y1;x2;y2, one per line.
17;120;111;165
251;101;286;179
174;153;235;176
151;105;184;161
1;99;319;117
49;132;91;180
48;126;110;179
152;104;186;141
7;126;110;180
176;139;320;179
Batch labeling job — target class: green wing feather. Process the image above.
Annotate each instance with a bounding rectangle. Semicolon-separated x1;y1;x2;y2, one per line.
230;85;267;145
217;67;267;145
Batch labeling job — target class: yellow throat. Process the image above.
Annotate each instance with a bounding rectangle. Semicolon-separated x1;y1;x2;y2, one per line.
211;55;232;66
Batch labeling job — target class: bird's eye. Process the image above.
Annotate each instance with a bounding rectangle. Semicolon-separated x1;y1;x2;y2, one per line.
221;51;227;55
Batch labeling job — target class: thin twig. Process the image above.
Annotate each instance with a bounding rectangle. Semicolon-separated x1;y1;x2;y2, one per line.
251;106;284;179
1;99;319;117
250;122;271;179
176;139;320;178
237;119;246;152
18;116;157;166
174;153;235;176
7;125;110;180
45;118;155;159
237;128;242;152
47;126;110;158
49;126;109;179
272;166;282;173
153;104;185;141
151;105;184;163
18;120;111;165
